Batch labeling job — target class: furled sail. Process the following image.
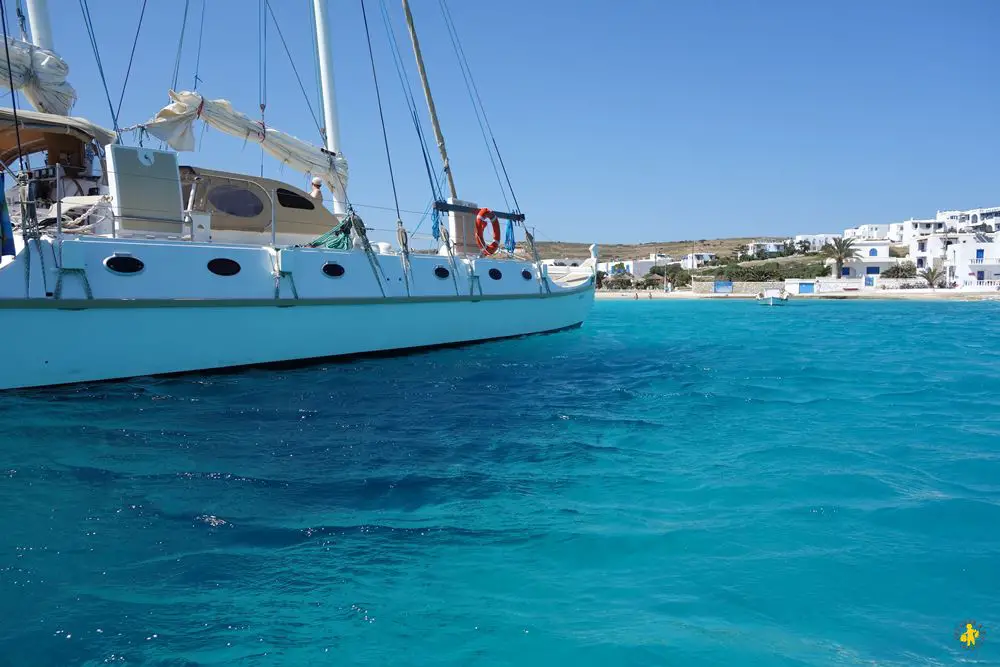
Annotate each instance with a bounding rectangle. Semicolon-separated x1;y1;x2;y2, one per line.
140;90;348;191
0;37;76;116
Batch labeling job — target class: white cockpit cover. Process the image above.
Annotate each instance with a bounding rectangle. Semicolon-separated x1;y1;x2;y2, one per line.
0;37;76;116
141;90;348;191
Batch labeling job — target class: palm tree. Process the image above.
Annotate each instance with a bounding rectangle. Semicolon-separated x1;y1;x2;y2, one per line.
919;265;944;289
796;239;812;255
821;238;860;279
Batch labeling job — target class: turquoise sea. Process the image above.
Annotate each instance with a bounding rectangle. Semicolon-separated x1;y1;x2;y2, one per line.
2;300;1000;665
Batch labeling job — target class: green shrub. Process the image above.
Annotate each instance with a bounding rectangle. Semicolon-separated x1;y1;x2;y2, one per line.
882;261;917;279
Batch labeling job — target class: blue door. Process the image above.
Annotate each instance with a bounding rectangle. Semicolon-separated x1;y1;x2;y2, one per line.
799;282;815;294
865;276;875;287
977;270;985;281
977;249;985;259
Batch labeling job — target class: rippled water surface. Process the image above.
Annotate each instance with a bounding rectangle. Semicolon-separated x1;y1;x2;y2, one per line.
2;300;1000;665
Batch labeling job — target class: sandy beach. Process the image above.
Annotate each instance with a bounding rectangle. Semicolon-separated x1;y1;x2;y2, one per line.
596;289;1000;301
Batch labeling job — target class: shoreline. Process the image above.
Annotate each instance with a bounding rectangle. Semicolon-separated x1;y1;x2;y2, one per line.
595;290;1000;302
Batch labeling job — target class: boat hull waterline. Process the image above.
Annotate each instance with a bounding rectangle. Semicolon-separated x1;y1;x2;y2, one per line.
0;288;593;390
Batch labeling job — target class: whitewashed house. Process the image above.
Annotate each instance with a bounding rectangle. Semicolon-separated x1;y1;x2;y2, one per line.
742;240;786;257
890;218;946;245
834;239;896;281
596;253;676;277
844;224;889;240
908;233;956;271
681;252;716;270
794;233;840;251
937;206;1000;230
945;233;1000;288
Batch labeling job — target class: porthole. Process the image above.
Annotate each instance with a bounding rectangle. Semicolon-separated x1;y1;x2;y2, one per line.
322;262;346;278
521;269;533;280
104;254;144;275
207;258;241;276
488;268;502;280
434;266;450;279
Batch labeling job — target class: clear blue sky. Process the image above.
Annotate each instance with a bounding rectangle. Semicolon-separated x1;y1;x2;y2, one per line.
7;0;999;244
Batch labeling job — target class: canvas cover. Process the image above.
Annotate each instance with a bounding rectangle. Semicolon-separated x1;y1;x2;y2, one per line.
0;37;76;116
141;91;349;192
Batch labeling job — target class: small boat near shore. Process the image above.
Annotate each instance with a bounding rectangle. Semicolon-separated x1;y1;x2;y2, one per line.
756;288;790;306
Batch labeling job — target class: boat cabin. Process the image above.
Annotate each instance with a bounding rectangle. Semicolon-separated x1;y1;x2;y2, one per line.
0;107;116;202
179;166;338;241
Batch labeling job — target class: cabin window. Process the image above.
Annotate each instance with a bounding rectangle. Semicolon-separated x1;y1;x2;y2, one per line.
104;254;144;275
322;262;346;278
276;188;315;211
434;266;450;279
207;258;241;276
207;185;264;217
488;268;502;280
521;269;533;280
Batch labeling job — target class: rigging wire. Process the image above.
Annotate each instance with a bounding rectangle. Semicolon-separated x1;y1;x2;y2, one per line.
0;0;24;171
437;0;509;211
116;0;148;122
360;0;400;221
264;0;323;140
438;0;521;212
257;0;267;178
78;0;121;133
192;0;206;90
378;0;444;238
171;0;190;91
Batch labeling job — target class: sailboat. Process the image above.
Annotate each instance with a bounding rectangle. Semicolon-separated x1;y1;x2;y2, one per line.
0;0;595;391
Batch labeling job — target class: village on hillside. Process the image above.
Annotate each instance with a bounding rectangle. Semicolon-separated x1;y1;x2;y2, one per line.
539;205;1000;295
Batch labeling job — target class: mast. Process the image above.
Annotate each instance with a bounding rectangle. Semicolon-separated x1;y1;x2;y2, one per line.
311;0;346;215
24;0;54;50
402;0;457;200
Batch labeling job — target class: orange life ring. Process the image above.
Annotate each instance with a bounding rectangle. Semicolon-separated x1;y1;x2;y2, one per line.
475;208;501;256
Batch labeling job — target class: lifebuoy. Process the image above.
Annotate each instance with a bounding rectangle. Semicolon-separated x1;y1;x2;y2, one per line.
475;208;501;255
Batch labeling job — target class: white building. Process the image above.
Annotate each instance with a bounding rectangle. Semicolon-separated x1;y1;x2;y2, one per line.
908;233;956;271
889;218;945;245
843;224;889;240
945;233;1000;287
596;253;676;277
681;252;716;270
742;240;787;257
835;239;896;280
937;206;1000;230
794;233;840;251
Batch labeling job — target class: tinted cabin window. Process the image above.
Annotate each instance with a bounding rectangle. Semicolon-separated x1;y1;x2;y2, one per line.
208;185;264;217
488;268;502;280
434;266;450;279
276;188;315;210
207;258;241;276
104;255;144;274
521;269;532;280
323;262;345;278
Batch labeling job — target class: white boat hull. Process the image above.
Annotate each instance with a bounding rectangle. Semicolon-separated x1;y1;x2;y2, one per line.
0;237;594;390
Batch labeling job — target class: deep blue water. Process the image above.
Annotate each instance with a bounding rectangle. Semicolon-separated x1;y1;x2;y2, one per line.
2;300;1000;666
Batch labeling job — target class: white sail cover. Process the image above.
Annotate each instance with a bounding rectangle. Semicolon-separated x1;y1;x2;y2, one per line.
141;90;348;190
0;37;76;116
